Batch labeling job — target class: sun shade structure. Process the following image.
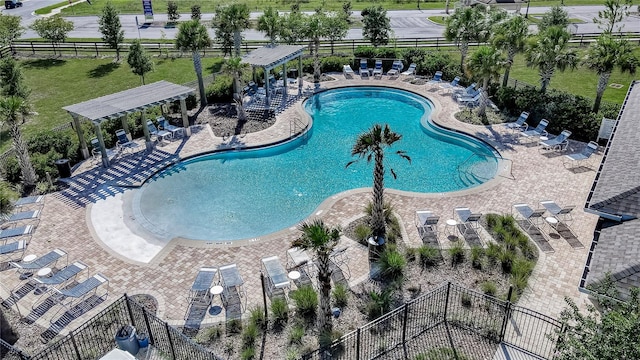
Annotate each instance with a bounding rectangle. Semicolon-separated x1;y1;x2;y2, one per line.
241;45;306;107
63;81;195;167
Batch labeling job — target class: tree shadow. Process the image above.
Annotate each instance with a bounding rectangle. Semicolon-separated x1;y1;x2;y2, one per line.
21;58;66;70
88;63;120;78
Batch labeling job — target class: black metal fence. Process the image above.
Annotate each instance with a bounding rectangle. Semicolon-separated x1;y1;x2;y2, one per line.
0;295;222;360
301;282;562;360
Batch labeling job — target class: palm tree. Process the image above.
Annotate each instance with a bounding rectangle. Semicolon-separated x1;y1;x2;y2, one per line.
445;7;486;73
257;7;281;46
215;4;250;57
303;12;328;87
0;96;37;189
292;219;341;337
175;20;211;107
583;34;638;113
346;124;410;240
222;57;250;121
492;14;529;87
467;46;505;117
525;26;578;93
0;181;18;220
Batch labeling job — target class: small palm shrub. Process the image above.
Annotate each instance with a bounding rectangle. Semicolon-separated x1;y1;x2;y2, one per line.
242;322;258;347
405;247;418;262
195;325;222;344
240;346;255;360
485;242;502;266
291;285;318;318
227;319;242;334
499;248;514;273
470;246;484;269
448;242;465;266
366;289;393;320
354;223;372;242
418;245;441;268
481;281;497;296
332;283;349;307
289;323;305;345
270;297;288;325
249;306;265;328
377;246;407;280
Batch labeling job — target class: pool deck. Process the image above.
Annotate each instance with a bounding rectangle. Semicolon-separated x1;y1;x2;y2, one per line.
0;76;600;341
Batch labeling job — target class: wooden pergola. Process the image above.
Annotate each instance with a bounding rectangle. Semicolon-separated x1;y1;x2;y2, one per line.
63;81;195;167
241;45;306;107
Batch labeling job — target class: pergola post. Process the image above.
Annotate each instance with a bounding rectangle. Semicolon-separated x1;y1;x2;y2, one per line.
264;68;270;107
94;122;110;168
180;98;191;136
72;115;89;159
141;110;153;152
298;56;303;96
283;61;288;101
120;115;130;137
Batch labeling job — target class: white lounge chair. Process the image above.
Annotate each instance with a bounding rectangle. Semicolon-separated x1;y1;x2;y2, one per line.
563;141;599;169
14;195;44;209
0;240;26;261
520;119;549;141
415;210;440;245
440;76;460;92
6;210;40;222
401;63;416;77
372;59;383;78
0;225;34;242
505;111;530;132
512;204;547;231
359;59;369;77
427;71;443;86
115;129;140;154
343;64;355;78
90;138;118;164
540;130;571;152
386;60;404;77
262;256;290;298
454;207;482;235
158;116;184;139
540;201;575;224
146;120;172;143
47;273;109;323
188;267;218;306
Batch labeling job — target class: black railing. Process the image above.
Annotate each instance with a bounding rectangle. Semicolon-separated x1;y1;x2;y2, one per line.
301;282;562;360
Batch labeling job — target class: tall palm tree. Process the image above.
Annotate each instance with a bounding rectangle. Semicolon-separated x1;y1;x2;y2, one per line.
346;124;410;239
491;14;529;87
222;57;250;121
303;12;328;87
175;20;211;107
583;34;638;113
257;7;281;46
0;96;37;189
215;4;250;57
466;46;505;116
292;219;341;337
0;181;18;220
525;26;578;93
445;7;486;73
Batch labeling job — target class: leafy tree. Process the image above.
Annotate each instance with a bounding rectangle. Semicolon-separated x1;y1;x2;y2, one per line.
222;57;250;121
594;0;633;33
167;1;180;23
466;46;505;116
212;4;250;57
361;6;391;47
99;2;125;61
492;14;529;87
342;1;353;23
0;14;24;47
281;9;305;44
324;13;349;55
0;97;37;188
257;7;282;46
0;58;30;99
304;12;329;86
540;5;569;28
582;34;638;113
191;4;201;21
445;7;488;72
553;287;640;360
292;219;341;337
127;39;153;85
525;26;578;93
346;124;410;239
0;181;18;219
30;16;74;45
175;20;211;107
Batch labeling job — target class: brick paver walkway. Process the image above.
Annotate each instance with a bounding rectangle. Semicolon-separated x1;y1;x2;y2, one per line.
0;75;599;337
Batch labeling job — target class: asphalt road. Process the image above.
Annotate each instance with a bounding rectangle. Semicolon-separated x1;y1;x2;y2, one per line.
6;3;640;41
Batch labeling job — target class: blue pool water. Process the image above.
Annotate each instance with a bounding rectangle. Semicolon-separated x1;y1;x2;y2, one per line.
133;87;499;241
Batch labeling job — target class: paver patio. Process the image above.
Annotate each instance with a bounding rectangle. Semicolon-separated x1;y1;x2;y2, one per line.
0;75;600;340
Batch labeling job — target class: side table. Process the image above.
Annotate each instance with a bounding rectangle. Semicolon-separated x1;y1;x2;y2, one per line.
34;267;52;295
445;219;458;240
209;285;224;316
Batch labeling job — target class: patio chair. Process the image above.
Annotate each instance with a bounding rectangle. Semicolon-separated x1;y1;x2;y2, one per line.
540;130;571;152
6;210;40;223
115;129;140;154
454;83;476;97
372;59;383;78
0;225;34;243
505;111;530;132
329;246;351;283
146;120;172;144
439;76;460;93
0;240;27;262
512;203;547;231
10;249;67;278
415;210;440;245
219;263;246;314
158;116;185;139
28;261;88;300
455;91;483;107
47;273;109;323
188;267;218;306
359;59;369;77
90;138;118;164
427;71;443;86
343;64;355;78
401;63;417;77
540;200;575;224
261;256;290;298
14;195;44;209
519;119;549;141
286;247;315;287
563;141;599;169
454;207;482;235
386;60;404;77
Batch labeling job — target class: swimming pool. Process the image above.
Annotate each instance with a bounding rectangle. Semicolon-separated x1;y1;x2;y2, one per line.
133;87;499;241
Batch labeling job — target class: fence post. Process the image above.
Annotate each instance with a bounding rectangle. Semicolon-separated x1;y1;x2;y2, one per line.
443;282;451;321
124;294;137;328
415;38;418;48
95;42;99;57
436;38;439;49
69;330;83;360
31;41;35;55
356;327;361;360
74;43;78;57
165;322;177;359
352;39;355;53
499;286;513;342
141;307;155;345
401;303;409;358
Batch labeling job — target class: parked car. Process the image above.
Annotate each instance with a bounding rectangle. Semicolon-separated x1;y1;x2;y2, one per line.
4;0;23;9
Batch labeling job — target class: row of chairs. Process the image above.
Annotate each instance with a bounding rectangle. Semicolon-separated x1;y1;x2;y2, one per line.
415;207;483;245
343;60;417;79
0;195;44;261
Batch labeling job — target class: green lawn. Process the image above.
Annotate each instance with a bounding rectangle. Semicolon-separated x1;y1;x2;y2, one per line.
56;0;611;15
0;57;223;152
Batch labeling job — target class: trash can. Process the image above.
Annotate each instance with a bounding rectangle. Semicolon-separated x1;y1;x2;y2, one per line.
115;325;139;356
367;236;385;261
54;159;71;178
137;333;149;349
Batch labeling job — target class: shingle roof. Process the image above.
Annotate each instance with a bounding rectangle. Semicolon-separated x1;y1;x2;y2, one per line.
241;45;305;70
63;81;195;124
